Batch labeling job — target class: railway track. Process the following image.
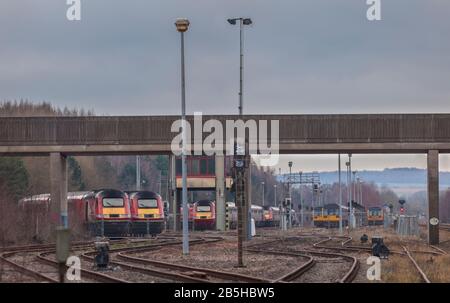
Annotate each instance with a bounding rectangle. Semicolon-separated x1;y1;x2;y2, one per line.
245;235;359;283
402;246;431;283
0;240;135;283
0;237;175;283
78;236;265;283
107;236;273;283
0;251;59;283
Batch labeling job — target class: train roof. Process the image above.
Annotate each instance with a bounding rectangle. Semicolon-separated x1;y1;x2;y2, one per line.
127;191;160;199
19;194;51;204
323;203;340;209
89;189;127;198
263;205;279;210
195;200;214;206
251;205;263;210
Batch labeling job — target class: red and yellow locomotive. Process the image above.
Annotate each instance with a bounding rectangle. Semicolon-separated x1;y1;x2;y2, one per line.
181;200;216;230
68;189;131;236
128;191;165;236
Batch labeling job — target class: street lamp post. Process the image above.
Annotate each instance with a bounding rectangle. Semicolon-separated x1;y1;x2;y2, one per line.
273;184;277;207
136;156;141;190
228;17;252;241
359;179;364;207
299;171;304;227
261;181;265;207
338;154;343;234
348;154;353;229
175;18;190;255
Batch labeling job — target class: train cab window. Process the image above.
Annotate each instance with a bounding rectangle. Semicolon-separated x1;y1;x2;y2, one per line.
207;158;215;174
176;158;182;174
191;159;200;175
200;158;208;175
313;207;322;215
327;208;338;216
102;198;124;207
369;209;381;216
138;199;158;208
197;205;211;212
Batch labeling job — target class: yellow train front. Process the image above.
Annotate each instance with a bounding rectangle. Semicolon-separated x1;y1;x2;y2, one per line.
190;200;216;230
313;203;348;228
367;206;384;226
128;191;165;236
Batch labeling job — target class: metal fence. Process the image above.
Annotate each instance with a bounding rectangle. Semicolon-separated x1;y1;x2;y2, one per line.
395;215;420;237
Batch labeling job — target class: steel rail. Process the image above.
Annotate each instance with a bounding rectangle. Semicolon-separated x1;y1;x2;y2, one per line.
402;246;431;283
116;253;269;283
0;251;59;283
37;251;128;283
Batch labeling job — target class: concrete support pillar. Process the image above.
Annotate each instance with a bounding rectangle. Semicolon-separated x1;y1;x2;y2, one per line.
215;155;226;231
169;155;178;231
427;150;440;245
50;153;68;228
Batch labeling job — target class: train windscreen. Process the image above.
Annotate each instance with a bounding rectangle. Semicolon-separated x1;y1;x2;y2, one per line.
102;198;124;207
326;208;339;216
197;205;211;212
138;199;158;208
369;208;381;216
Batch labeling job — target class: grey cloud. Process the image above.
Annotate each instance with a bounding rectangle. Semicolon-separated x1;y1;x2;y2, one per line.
0;0;449;115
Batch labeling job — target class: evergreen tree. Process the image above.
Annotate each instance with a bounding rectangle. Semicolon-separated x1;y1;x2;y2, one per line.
68;156;85;191
119;163;137;190
154;155;168;176
0;157;29;201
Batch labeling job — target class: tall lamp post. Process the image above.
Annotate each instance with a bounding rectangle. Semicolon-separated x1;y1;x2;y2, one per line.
299;171;304;227
288;161;293;229
175;18;190;255
228;17;252;240
348;154;353;228
273;184;277;207
261;181;265;206
338;154;343;234
136;156;141;190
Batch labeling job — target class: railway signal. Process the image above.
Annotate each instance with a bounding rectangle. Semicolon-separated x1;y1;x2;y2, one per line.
399;199;406;215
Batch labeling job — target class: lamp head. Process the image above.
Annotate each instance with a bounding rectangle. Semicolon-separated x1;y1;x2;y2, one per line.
227;18;237;25
175;18;190;32
243;18;252;25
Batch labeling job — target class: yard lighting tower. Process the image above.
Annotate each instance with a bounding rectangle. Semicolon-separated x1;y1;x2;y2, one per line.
175;18;190;255
338;154;343;234
228;17;253;241
261;181;265;206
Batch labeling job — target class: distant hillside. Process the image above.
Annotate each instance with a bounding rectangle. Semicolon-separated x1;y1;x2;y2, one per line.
310;168;450;188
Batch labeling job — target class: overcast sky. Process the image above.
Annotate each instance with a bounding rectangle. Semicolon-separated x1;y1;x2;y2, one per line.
1;1;450;170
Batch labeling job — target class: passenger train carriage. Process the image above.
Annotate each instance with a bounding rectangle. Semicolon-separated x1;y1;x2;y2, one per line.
313;203;348;228
263;206;281;227
313;202;372;228
226;202;281;228
20;189;166;237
